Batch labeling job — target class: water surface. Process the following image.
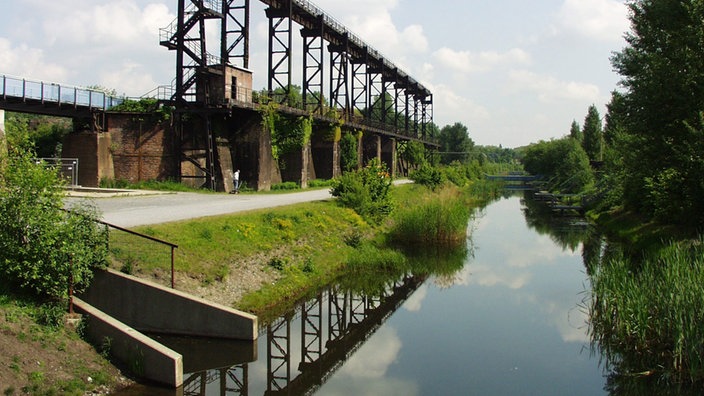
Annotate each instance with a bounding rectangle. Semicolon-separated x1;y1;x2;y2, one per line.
119;195;607;395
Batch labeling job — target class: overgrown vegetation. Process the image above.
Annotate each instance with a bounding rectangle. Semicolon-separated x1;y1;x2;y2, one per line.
389;185;471;247
521;0;704;385
588;238;704;382
0;131;123;393
0;132;108;302
330;158;393;225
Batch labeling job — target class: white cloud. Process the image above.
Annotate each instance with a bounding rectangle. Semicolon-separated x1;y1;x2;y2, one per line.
338;326;402;378
556;0;630;42
0;38;68;82
432;84;490;121
403;285;427;312
433;47;531;74
507;70;601;103
45;1;173;46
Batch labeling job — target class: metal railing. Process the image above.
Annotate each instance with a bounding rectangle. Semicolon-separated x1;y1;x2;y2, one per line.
101;219;179;289
1;74;125;110
37;158;79;186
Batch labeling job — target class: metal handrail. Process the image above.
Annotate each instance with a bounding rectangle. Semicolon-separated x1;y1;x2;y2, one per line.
0;74;125;110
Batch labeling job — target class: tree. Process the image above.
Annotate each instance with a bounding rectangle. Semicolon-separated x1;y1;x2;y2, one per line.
523;138;593;193
610;0;704;224
569;120;583;143
438;122;475;164
581;105;603;162
0;131;108;302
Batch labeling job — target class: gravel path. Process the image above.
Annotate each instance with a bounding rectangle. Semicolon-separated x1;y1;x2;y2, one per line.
65;189;334;228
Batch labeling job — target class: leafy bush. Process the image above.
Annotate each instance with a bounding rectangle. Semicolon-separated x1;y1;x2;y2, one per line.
308;179;333;188
410;163;444;190
330;158;393;225
0;134;108;301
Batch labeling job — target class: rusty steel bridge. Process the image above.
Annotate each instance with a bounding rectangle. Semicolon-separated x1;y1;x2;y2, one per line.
0;0;435;190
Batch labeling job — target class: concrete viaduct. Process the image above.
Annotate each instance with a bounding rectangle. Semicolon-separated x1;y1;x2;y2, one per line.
0;0;436;191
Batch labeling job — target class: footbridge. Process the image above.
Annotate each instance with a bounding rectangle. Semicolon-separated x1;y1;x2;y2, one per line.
1;0;435;191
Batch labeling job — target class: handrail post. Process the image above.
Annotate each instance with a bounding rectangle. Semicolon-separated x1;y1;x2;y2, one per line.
171;246;175;289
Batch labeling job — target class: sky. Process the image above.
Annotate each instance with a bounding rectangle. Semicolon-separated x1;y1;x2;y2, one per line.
0;0;630;148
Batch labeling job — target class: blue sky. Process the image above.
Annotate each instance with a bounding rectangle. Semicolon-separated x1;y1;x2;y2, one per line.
0;0;630;147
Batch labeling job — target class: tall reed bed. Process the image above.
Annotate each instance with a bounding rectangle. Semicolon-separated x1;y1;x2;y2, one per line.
388;186;471;247
589;238;704;382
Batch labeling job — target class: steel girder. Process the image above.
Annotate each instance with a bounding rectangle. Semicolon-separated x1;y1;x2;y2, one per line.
267;316;291;392
351;56;368;121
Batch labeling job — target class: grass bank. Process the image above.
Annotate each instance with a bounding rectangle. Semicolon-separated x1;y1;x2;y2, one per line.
0;281;128;395
587;204;704;384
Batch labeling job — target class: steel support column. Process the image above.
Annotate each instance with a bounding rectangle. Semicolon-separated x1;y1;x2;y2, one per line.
300;294;323;369
301;16;325;115
421;94;433;139
222;0;250;68
368;62;384;123
266;3;293;105
351;52;368;122
267;317;291;393
329;48;350;120
328;288;348;341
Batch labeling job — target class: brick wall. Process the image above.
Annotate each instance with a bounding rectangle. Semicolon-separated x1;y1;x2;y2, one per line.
107;114;175;183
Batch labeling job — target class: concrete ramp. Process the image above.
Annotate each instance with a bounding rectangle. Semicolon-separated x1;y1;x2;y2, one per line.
81;269;257;340
76;269;258;387
74;297;184;387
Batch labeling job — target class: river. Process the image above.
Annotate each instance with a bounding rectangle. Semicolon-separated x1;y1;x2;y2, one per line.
117;194;620;395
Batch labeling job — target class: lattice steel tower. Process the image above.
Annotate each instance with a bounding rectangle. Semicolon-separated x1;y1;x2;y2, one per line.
160;0;249;189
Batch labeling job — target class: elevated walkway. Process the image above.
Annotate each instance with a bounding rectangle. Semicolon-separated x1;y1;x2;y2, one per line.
0;74;124;117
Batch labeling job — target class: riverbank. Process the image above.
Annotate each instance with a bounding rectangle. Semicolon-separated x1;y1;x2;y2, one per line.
110;182;488;321
0;180;491;392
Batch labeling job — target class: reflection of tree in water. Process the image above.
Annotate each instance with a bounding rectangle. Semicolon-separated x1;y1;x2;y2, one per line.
520;192;591;252
336;243;472;296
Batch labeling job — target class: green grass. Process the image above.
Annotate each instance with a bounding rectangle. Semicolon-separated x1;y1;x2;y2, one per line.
588;237;704;383
389;186;471;247
0;279;118;394
107;182;493;320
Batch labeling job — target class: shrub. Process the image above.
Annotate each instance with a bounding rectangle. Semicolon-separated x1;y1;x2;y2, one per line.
0;134;108;301
330;159;393;225
271;181;300;191
410;163;444;190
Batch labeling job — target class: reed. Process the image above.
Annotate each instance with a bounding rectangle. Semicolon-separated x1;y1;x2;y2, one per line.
588;237;704;382
388;186;471;247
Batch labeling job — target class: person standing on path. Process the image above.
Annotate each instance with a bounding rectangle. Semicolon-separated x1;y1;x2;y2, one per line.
232;169;240;194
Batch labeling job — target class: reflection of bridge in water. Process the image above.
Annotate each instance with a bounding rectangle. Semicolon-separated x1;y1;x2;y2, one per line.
174;275;424;395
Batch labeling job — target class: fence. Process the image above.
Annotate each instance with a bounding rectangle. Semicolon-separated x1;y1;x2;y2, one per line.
37;158;79;186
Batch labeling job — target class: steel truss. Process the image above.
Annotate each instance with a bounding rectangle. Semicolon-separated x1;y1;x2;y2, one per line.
267;316;291;392
161;0;253;189
329;40;350;120
222;0;250;68
266;3;293;105
301;16;325;114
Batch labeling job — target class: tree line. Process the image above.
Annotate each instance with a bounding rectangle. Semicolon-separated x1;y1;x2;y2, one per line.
523;0;704;227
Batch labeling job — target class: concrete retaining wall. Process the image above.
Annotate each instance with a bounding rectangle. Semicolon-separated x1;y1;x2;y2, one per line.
80;269;258;341
73;297;184;387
